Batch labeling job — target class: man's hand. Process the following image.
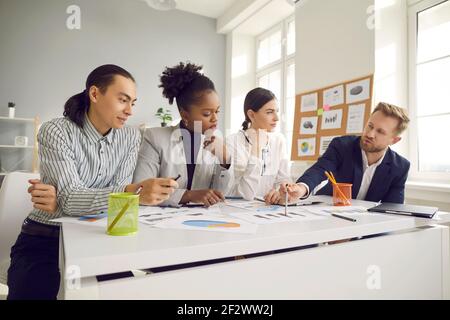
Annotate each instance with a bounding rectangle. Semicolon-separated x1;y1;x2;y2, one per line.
128;178;179;206
28;179;57;213
279;183;308;204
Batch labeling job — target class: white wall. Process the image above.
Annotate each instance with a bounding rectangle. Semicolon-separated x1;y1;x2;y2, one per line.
293;0;375;177
295;0;375;95
0;0;226;129
374;0;409;157
227;32;256;134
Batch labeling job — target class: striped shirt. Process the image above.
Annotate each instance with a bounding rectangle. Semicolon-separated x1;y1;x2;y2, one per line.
28;116;141;226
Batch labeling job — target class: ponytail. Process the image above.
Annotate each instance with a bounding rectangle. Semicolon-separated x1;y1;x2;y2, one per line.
63;90;89;128
242;87;276;131
62;64;135;128
242;120;250;130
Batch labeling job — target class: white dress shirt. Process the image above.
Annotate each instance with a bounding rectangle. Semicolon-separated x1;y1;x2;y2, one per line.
356;149;386;200
226;130;291;200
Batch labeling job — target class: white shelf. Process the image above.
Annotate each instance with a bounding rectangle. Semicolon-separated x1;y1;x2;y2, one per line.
0;116;35;122
0;116;39;173
0;145;34;149
0;171;35;176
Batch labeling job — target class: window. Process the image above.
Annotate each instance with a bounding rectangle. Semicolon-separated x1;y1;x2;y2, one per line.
409;0;450;181
257;30;282;69
256;16;295;156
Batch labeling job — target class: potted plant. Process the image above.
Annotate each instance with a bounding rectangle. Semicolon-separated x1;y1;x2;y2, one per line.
155;107;172;127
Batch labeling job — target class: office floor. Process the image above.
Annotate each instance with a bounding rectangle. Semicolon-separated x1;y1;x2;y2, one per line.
0;284;8;300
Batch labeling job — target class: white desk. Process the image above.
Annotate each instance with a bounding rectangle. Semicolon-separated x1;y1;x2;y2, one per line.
58;197;450;299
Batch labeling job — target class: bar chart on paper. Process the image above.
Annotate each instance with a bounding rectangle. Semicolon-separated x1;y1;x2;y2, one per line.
228;208;327;224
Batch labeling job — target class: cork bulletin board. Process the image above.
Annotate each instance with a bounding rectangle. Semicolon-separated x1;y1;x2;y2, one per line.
291;75;374;161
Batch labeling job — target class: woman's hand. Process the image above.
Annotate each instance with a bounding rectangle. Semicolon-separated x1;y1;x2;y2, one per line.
203;132;230;166
127;178;179;206
263;188;281;205
181;189;225;207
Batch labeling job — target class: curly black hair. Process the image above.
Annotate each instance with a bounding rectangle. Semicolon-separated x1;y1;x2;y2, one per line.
159;62;215;111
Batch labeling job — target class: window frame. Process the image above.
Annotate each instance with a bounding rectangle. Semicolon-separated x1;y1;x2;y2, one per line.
256;23;283;72
255;15;295;154
408;0;450;182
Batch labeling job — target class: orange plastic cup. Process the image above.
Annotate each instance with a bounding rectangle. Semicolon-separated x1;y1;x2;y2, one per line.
332;183;352;206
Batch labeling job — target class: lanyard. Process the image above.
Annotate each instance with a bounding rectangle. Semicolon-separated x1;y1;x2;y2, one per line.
241;130;269;176
261;146;269;176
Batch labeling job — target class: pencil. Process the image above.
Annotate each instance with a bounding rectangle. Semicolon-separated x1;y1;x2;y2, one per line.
325;171;351;205
331;213;356;222
107;186;143;233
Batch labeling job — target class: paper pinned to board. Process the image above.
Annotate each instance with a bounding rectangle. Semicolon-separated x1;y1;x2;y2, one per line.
346;104;366;134
301;92;318;112
323;85;344;107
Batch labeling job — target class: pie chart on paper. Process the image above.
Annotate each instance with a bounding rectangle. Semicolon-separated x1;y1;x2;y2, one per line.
301;142;310;153
182;220;240;228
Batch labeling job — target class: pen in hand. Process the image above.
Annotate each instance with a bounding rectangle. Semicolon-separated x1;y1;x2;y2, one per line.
284;183;288;216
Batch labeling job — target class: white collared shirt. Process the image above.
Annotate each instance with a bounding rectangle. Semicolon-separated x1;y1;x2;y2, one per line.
356;149;386;200
226;130;291;200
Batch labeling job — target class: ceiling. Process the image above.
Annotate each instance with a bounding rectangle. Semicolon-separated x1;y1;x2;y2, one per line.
140;0;295;35
235;0;294;35
175;0;239;18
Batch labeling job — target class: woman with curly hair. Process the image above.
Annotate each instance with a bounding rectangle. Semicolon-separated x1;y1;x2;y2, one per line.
132;62;233;207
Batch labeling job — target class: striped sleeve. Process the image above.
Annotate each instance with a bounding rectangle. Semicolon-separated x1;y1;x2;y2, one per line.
38;122;130;216
110;128;141;186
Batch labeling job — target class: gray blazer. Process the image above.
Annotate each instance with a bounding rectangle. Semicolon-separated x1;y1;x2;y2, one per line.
132;124;234;206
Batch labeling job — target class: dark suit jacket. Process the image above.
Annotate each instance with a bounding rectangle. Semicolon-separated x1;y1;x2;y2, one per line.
297;136;410;204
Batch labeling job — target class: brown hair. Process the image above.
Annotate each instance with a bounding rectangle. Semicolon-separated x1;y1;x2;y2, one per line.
372;102;410;135
242;87;276;130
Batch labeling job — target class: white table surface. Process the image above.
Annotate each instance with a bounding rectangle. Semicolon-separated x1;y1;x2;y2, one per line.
61;196;450;278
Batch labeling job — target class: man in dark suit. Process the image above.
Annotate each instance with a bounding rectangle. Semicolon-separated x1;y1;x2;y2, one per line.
282;102;410;204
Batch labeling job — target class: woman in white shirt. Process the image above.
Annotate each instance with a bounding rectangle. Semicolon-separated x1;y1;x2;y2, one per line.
227;87;291;203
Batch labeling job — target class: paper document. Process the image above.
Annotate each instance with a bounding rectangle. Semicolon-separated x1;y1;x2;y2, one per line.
323;85;344;107
50;213;108;227
306;206;368;217
153;213;258;234
346;104;365;134
138;205;222;226
228;206;326;224
301;92;318;112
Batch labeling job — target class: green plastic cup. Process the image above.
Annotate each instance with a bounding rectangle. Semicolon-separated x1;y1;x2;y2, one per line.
107;192;139;236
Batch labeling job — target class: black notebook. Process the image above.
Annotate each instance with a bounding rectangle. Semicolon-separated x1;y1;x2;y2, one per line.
368;202;438;219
